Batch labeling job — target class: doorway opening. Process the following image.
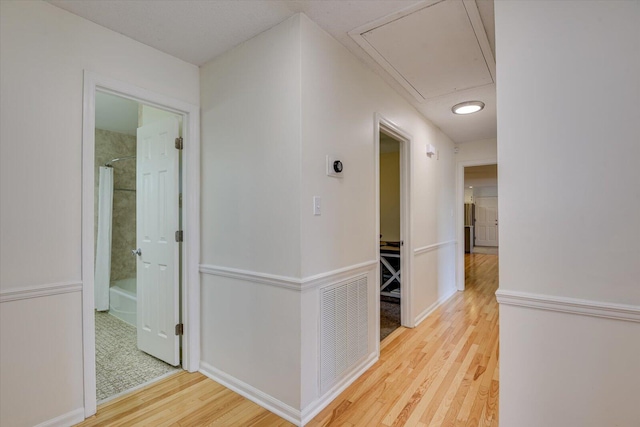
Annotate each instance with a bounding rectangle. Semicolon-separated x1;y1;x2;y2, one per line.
93;91;183;403
457;161;498;290
464;164;498;254
379;132;402;341
82;71;200;419
376;114;413;345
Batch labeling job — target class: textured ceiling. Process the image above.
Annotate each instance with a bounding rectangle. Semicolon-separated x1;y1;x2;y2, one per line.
48;0;496;144
47;0;421;66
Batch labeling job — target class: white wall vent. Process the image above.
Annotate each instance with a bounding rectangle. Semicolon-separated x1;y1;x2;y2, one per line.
320;274;368;392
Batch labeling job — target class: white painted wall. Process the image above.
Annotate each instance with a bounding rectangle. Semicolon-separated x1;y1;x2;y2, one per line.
298;13;456;410
496;0;640;425
0;293;84;427
200;15;302;278
199;14;303;410
199;12;457;421
0;2;199;426
299;14;456;279
379;152;401;242
464;188;474;203
500;305;640;427
473;186;497;198
497;0;640;305
455;138;497;163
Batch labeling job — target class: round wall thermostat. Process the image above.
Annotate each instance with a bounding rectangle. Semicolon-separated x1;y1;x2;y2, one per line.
333;160;343;173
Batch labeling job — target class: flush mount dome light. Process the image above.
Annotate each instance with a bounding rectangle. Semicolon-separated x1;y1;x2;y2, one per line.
452;101;485;115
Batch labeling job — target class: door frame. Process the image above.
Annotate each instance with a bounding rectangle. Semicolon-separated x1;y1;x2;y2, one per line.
455;159;497;291
81;71;200;417
375;113;413;352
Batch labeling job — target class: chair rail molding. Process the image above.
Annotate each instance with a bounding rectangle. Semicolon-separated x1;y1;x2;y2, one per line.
199;260;377;292
0;281;83;303
199;265;301;290
496;289;640;323
414;239;456;255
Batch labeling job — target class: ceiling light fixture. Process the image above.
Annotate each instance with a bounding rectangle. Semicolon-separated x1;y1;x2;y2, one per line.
452;101;485;115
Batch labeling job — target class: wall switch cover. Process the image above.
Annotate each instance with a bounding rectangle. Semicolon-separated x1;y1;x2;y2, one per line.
313;196;321;216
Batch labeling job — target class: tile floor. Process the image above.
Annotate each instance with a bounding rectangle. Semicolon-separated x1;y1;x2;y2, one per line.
95;311;179;401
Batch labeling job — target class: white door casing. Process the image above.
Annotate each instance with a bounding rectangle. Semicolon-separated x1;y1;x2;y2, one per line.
136;116;180;366
375;113;413;337
475;196;498;247
83;71;200;418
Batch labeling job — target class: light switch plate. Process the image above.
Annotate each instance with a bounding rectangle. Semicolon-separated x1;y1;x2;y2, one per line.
313;196;321;216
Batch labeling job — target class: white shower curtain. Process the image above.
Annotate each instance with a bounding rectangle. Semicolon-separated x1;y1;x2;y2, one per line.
95;166;114;311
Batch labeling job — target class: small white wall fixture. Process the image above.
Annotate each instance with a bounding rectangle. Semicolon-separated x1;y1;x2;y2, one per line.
81;71;200;418
455;158;497;290
375;113;413;341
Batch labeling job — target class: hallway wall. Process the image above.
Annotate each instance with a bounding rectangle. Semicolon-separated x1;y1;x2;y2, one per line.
199;15;303;411
495;1;640;425
298;14;456;412
199;13;456;423
0;2;199;426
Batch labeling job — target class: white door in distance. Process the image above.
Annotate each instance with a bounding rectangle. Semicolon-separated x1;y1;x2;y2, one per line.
136;116;180;366
475;197;499;247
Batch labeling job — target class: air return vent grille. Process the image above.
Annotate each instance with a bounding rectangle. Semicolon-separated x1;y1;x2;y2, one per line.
320;275;368;392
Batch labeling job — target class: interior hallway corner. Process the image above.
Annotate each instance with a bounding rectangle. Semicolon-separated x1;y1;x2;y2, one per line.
74;253;499;427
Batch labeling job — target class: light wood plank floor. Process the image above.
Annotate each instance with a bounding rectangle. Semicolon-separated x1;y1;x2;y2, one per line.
308;253;499;427
75;253;498;427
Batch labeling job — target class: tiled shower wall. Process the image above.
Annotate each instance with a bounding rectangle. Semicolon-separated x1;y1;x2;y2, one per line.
94;128;136;283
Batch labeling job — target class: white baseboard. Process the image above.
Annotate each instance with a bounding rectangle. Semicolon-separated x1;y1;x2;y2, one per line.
200;353;378;426
199;362;302;426
300;352;378;425
34;408;84;427
496;289;640;323
414;287;459;326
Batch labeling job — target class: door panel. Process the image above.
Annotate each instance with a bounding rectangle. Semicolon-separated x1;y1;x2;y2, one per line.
475;197;499;247
136;117;180;366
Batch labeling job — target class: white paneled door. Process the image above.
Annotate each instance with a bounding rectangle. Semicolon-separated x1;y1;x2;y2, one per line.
475;197;499;247
136;117;180;366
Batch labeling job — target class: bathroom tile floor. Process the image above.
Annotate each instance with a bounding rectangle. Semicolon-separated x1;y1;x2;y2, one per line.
95;311;180;402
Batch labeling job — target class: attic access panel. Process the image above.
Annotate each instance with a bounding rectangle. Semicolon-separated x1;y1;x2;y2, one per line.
355;0;494;101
